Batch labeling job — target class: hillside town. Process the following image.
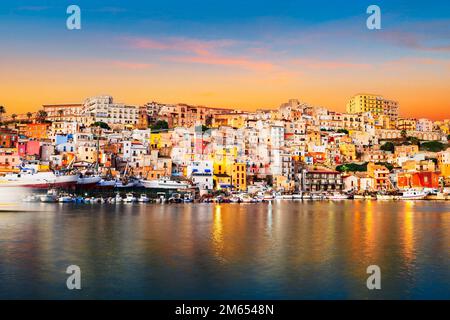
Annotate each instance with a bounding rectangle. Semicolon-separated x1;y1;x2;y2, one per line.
1;93;450;201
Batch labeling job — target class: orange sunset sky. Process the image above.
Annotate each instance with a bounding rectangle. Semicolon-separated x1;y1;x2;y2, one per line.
1;1;449;119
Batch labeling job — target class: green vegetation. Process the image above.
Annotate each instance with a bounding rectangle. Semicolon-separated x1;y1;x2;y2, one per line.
336;163;367;172
380;141;395;152
337;129;349;135
91;121;110;130
336;161;393;172
35;110;48;123
150;120;169;131
420;141;447;152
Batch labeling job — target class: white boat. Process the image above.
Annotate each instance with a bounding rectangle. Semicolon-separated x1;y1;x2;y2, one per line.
141;178;190;190
115;178;139;188
22;194;40;202
0;169;79;188
327;193;350;200
98;179;116;188
292;193;302;200
58;195;74;203
77;174;102;187
401;189;428;200
40;189;59;202
115;193;123;203
124;193;137;203
138;194;150;202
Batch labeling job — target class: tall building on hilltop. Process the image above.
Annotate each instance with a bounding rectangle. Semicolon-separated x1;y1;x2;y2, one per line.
80;95;139;127
346;94;399;121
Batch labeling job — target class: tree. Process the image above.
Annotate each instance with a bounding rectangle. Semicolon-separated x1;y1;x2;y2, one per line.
420;141;447;152
151;120;169;131
57;109;64;120
380;141;395;152
0;105;5;122
337;128;349;135
91;121;110;130
400;129;407;139
26;112;33;122
11;113;17;122
36;110;48;123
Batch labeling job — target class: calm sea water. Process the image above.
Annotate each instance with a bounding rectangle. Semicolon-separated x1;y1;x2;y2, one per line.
0;198;449;299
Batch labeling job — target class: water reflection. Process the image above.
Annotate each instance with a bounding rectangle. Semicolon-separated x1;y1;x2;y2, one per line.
0;201;449;299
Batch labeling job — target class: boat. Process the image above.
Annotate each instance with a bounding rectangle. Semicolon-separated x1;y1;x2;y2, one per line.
183;193;194;203
115;193;123;203
40;189;59;202
22;194;40;202
77;173;102;187
123;193;137;203
115;178;140;188
141;177;190;190
327;193;350;200
97;179;116;188
292;193;302;200
58;194;74;203
401;189;428;200
138;194;150;202
0;168;79;188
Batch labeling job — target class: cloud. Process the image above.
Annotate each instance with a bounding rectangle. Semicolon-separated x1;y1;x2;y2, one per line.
166;54;273;71
123;37;235;56
290;58;372;70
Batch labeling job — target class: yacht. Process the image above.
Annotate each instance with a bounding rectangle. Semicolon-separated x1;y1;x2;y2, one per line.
141;177;190;190
401;189;428;200
58;194;74;203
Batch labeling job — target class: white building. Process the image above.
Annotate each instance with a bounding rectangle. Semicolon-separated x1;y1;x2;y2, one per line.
416;118;433;132
187;160;214;192
81;95;139;127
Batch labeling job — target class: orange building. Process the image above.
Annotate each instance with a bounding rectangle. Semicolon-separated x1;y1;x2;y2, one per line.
25;123;50;139
397;172;440;189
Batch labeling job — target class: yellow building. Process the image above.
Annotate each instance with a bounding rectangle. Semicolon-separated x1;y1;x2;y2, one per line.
211;113;246;129
231;163;247;191
396;118;417;131
367;162;391;190
149;133;161;149
339;143;357;161
346;93;399;121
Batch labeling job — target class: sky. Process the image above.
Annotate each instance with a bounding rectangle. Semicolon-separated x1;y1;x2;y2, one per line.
0;0;449;119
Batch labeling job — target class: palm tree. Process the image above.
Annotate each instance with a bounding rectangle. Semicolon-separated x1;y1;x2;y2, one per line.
57;109;64;120
36;110;48;123
26;112;33;123
11;113;17;122
0;105;5;123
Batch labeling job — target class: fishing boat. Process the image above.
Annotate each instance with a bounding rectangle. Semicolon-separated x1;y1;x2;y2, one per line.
0;167;79;188
141;177;190;190
97;179;116;188
77;172;102;187
123;193;137;203
138;194;150;202
40;189;59;203
401;189;428;200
